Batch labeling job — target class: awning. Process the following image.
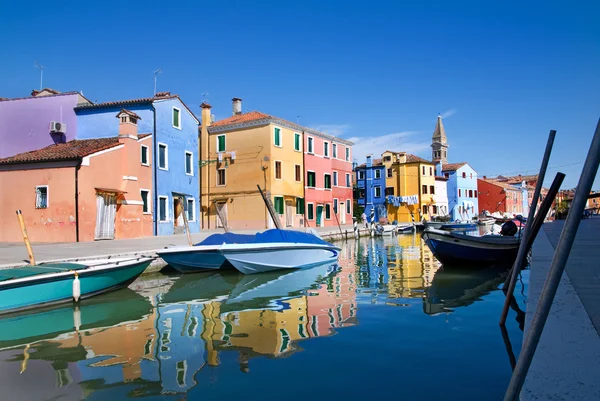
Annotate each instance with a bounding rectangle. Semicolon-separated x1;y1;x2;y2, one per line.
95;187;127;194
172;191;193;198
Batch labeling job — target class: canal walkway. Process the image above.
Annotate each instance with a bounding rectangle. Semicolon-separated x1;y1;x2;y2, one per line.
520;216;600;400
0;224;360;269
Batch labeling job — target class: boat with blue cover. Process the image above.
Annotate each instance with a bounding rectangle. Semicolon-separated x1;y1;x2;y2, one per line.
157;233;256;273
0;257;153;315
219;229;340;275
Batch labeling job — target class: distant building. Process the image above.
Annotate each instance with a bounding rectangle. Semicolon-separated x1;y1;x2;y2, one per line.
431;115;448;165
433;175;449;216
442;162;479;220
354;155;386;223
477;178;524;215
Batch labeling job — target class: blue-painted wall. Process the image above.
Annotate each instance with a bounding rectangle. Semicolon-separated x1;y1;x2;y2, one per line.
445;163;479;221
76;98;199;236
355;159;386;223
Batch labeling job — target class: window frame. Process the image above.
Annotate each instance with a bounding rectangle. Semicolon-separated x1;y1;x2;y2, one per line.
274;160;282;180
430;185;435;195
140;145;150;166
295;197;305;215
387;168;393;178
332;143;337;159
158;195;169;222
325;203;331;220
307;203;314;220
323;141;330;158
333;198;338;214
345;147;350;161
172;107;181;130
422;185;428;194
374;186;382;198
374;169;381;179
333;171;338;186
294;164;302;182
185;151;194;176
216;168;226;186
324;173;332;190
307;136;314;154
358;171;365;180
294;133;301;152
274;126;282;147
35;185;49;209
186;198;196;222
274;196;284;215
140;189;151;214
307;171;316;188
346;173;351;187
216;134;226;153
346;199;351;215
158;142;169;171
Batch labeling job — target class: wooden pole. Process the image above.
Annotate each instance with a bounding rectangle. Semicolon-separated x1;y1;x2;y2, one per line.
180;197;193;246
16;210;36;265
333;206;344;237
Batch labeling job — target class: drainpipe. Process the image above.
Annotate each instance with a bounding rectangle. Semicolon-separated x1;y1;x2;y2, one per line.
151;104;158;236
75;160;81;242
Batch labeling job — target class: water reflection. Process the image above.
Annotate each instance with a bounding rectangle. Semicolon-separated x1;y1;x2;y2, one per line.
0;236;523;401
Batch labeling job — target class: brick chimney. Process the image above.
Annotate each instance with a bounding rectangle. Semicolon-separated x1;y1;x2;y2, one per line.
232;97;242;116
116;109;140;139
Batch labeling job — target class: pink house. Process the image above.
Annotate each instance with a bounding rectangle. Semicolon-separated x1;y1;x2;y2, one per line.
304;131;353;227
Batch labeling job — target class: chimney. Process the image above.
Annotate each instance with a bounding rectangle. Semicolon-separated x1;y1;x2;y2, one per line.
398;152;407;163
116;109;140;139
436;161;443;176
366;154;373;168
232;97;242;116
200;102;212;130
483;175;487;180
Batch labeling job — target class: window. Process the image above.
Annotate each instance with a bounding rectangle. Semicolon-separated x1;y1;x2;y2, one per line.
295;164;301;182
423;205;427;215
470;173;473;179
469;190;473;198
458;189;461;197
217;135;226;152
462;172;467;178
324;142;329;157
324;174;331;189
307;137;314;153
433;205;438;214
186;198;195;222
307;171;316;187
332;144;337;158
422;185;428;194
346;173;351;187
35;186;48;208
172;107;181;129
158;143;168;170
422;166;426;175
307;203;314;220
275;161;282;179
274;196;284;215
159;196;168;222
385;187;394;196
141;145;149;166
430;167;433;176
383;156;391;162
358;189;365;199
374;186;382;197
346;200;351;215
141;190;150;214
374;169;381;179
294;133;301;151
474;190;478;198
333;171;338;186
296;198;305;214
334;198;338;213
358;171;365;180
325;204;331;220
274;127;282;147
345;147;350;161
185;151;193;175
217;168;226;186
430;185;435;194
444;173;449;178
387;168;393;178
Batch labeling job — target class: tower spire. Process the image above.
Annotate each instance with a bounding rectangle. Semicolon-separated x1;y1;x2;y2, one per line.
431;115;448;164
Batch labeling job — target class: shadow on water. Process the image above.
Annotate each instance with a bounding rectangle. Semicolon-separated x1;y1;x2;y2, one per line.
0;235;527;401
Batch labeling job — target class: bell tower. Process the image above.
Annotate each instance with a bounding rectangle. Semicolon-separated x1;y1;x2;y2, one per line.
432;115;448;164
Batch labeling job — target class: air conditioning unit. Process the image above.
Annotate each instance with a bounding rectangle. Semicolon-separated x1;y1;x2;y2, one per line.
50;121;67;133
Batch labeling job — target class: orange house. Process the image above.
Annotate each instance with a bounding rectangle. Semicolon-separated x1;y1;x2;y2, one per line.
0;109;153;242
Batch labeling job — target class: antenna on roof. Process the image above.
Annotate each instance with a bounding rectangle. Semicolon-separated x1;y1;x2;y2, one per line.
34;61;44;91
153;68;163;96
297;115;301;125
202;92;209;102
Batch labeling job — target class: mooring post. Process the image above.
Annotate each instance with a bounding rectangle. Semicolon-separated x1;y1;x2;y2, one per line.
16;210;36;265
503;119;600;401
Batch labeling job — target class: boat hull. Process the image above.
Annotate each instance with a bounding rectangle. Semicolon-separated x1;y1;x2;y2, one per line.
422;229;519;267
0;258;152;315
220;244;340;275
158;246;228;272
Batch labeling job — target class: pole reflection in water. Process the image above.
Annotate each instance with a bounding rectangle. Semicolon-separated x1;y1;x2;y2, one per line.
0;235;527;401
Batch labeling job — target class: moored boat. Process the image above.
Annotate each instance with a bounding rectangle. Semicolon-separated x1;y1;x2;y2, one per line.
422;228;519;267
0;257;153;315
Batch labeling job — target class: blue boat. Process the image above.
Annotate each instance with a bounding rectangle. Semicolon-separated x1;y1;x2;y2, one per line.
157;233;256;273
439;222;478;231
0;257;153;315
422;228;519;267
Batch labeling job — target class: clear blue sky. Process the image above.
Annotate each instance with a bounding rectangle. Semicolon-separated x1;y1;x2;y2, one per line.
1;0;598;189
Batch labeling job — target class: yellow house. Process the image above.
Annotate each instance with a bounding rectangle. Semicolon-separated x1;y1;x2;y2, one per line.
384;152;436;223
199;98;305;230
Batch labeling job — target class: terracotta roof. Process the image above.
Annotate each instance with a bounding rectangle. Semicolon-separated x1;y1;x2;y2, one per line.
116;108;142;120
0;91;86;103
498;174;539;184
442;162;467;172
0;135;150;165
405;154;433;164
210;111;271;127
479;178;521;191
31;88;61;96
435;175;448;181
355;158;383;169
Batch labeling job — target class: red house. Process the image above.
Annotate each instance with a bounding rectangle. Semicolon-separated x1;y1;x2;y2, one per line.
477;179;524;215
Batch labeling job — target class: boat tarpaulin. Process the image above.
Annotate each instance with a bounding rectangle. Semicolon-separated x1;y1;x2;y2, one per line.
196;233;256;246
253;229;330;245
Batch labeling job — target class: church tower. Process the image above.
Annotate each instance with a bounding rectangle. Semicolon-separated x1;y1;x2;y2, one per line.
431;115;448;164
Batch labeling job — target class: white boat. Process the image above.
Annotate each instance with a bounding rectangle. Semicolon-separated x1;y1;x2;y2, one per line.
219;229;340;275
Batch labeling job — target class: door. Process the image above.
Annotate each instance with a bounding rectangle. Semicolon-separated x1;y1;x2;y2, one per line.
95;192;117;240
216;202;227;228
339;202;346;224
316;205;324;227
285;201;293;227
173;198;185;234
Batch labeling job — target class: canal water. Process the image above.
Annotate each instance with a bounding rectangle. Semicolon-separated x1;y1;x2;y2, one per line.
0;234;528;401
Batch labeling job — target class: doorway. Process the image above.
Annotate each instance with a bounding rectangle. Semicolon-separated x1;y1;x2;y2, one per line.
216;202;228;228
95;192;117;240
316;205;324;227
173;198;185;234
339;202;346;224
285;201;293;227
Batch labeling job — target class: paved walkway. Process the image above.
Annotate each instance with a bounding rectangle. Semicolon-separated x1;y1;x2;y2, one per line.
0;224;357;267
521;217;600;400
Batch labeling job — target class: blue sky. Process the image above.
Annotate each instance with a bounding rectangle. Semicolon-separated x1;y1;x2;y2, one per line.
1;0;598;189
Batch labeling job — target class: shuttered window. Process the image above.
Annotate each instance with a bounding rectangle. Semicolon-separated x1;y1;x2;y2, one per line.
307;172;316;188
295;165;301;182
274;196;284;214
325;204;331;219
294;133;301;151
307;203;314;220
172;108;181;128
324;174;331;189
296;198;305;214
274;127;281;147
217;135;226;152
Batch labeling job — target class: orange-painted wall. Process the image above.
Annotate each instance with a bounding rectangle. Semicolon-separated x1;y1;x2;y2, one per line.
0;165;77;243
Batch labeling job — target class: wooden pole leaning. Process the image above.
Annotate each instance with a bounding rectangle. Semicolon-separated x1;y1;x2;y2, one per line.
16;210;36;265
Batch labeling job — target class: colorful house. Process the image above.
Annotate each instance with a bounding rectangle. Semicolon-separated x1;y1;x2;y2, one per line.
385;152;436;223
433;175;449;216
75;92;200;236
0;88;92;158
200;98;353;230
441;162;479;220
0;112;153;242
477;178;524;215
354;155;386;223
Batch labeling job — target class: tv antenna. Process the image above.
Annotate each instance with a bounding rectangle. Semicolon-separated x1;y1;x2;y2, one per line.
202;92;209;102
153;68;163;96
297;115;301;125
34;61;44;91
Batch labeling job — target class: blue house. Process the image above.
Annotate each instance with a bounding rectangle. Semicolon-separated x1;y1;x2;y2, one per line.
354;155;386;223
76;92;200;236
440;162;479;221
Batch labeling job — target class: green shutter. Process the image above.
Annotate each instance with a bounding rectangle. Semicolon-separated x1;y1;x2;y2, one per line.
218;135;225;152
296;198;305;214
325;204;331;219
274;196;284;214
173;108;180;127
274;128;281;146
294;134;300;151
308;172;315;187
325;175;331;189
308;204;314;220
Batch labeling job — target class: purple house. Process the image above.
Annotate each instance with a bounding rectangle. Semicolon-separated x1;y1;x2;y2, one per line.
0;88;92;158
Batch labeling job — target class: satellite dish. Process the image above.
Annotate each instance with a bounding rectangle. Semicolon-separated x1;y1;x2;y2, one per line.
263;155;270;162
